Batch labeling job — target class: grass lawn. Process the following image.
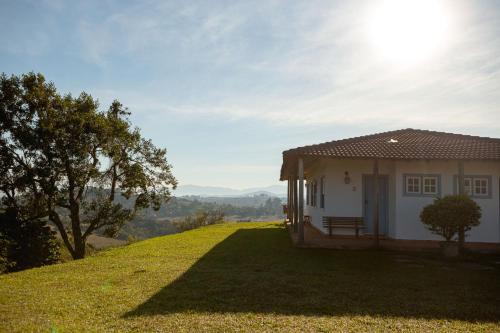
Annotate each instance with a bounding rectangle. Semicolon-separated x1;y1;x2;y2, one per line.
1;222;499;332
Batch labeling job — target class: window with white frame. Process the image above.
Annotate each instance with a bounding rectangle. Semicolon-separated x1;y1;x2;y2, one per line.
405;176;421;194
473;177;489;196
422;176;438;195
404;174;441;196
455;175;490;198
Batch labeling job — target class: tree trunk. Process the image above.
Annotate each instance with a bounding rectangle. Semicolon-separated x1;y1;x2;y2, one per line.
70;199;86;259
458;228;465;254
109;164;117;202
51;202;86;260
73;238;86;259
49;210;77;259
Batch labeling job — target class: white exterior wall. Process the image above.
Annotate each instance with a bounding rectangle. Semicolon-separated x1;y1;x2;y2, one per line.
304;159;397;238
394;160;500;243
304;158;500;243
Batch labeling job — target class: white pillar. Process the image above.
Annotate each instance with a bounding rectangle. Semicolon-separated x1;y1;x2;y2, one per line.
373;159;380;247
458;161;465;194
287;178;291;222
458;161;465;249
298;158;304;244
293;177;298;233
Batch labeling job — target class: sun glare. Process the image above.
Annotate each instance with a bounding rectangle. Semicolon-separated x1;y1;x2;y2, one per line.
367;0;452;66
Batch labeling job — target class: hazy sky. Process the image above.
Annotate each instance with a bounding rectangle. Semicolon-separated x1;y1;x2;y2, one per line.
1;0;500;188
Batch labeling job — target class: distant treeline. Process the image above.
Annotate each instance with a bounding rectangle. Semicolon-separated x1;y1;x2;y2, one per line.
183;194;286;208
112;193;283;219
114;195;285;240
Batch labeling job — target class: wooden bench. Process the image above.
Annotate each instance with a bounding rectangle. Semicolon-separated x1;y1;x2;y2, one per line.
322;216;364;237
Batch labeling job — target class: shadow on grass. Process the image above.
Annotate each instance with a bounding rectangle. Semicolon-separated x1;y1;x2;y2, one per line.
125;225;500;322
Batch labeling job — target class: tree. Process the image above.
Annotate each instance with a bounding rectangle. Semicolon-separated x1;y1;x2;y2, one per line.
0;208;60;272
420;195;481;243
0;72;177;259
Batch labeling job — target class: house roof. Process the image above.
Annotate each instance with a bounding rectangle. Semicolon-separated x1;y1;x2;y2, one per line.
280;128;500;180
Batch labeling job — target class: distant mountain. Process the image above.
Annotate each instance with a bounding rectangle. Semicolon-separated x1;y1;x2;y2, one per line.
241;191;280;197
241;185;287;196
174;184;286;197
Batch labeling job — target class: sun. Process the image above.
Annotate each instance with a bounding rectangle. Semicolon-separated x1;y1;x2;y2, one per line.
367;0;452;66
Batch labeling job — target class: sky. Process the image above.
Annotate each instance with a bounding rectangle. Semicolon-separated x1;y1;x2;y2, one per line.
1;0;500;189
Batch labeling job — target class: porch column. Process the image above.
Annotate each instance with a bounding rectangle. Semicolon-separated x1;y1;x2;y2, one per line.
289;177;294;227
373;159;380;247
457;161;465;250
288;177;293;223
298;158;305;244
293;176;298;233
286;178;291;222
458;161;465;194
289;176;294;225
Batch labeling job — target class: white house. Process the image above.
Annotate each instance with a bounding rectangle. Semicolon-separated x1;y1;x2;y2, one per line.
280;129;500;247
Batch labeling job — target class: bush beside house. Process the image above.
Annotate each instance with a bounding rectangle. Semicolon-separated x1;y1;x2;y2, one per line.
420;195;481;256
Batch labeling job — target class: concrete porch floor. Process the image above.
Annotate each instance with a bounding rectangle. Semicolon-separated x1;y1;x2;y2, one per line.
286;221;500;253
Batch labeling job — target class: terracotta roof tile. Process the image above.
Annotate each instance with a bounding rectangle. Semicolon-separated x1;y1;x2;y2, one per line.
283;128;500;160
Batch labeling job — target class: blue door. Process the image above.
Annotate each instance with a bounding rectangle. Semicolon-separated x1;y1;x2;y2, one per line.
363;175;389;235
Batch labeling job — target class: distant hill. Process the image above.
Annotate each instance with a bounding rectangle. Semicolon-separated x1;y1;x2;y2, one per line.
80;188;285;241
113;195;285;240
174;184;286;197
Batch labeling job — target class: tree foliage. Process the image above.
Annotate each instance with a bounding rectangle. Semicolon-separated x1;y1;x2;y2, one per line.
172;209;225;232
420;194;481;242
0;208;60;272
0;72;177;259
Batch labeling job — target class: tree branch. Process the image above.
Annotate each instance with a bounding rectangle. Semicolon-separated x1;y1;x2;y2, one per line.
49;210;76;258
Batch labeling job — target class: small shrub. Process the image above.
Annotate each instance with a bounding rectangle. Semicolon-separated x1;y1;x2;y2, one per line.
420;194;481;242
0;235;14;273
127;235;140;245
173;209;225;232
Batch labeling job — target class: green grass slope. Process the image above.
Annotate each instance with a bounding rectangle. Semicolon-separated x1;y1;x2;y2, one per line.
1;222;499;332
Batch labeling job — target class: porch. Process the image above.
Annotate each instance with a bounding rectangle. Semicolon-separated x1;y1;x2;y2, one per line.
283;156;392;247
286;220;500;253
282;156;472;247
